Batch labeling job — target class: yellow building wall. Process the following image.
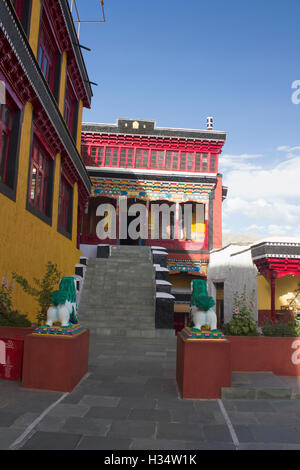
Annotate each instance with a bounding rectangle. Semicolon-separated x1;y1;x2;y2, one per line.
257;274;300;310
76;100;84;152
0;105;81;324
58;51;68;114
28;0;42;58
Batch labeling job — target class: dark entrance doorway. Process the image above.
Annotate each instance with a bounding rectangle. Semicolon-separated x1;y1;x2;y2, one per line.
119;198;145;246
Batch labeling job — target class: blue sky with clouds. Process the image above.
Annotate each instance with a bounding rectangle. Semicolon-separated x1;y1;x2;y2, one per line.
73;0;300;237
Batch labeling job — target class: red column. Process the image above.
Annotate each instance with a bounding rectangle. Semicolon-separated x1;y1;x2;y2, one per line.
270;274;276;323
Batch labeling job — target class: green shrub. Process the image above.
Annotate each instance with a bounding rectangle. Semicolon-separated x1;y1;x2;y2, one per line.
0;278;31;327
262;320;300;337
12;262;61;325
221;286;260;336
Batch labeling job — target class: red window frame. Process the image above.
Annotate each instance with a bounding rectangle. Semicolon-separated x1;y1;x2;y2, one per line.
135;149;149;169
0;100;14;185
80;143;217;174
119;148;133;168
58;174;73;234
104;147;119;167
38;20;58;92
149;150;164;169
64;78;77;136
12;0;24;21
28;138;52;215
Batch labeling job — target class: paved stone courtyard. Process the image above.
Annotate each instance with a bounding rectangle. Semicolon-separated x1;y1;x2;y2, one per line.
2;334;300;450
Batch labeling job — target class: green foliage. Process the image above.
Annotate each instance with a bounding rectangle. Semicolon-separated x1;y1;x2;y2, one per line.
221;286;260;336
262;320;300;337
12;262;61;325
0;278;31;327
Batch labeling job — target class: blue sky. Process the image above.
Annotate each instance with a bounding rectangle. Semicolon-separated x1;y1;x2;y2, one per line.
73;0;300;238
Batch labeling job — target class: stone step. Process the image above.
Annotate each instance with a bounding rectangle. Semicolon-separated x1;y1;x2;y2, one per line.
87;326;175;338
221;372;293;400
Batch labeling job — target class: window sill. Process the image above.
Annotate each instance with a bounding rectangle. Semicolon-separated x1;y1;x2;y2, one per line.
57;225;72;241
26;201;52;227
0;182;17;202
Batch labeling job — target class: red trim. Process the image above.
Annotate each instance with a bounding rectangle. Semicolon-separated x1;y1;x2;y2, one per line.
58;174;72;233
83;142;221;174
12;0;24;24
0;99;14;185
254;257;300;279
28;136;52;214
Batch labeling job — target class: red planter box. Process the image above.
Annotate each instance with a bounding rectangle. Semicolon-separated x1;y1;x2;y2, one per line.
22;329;90;392
176;333;232;399
0;327;35;381
227;336;300;377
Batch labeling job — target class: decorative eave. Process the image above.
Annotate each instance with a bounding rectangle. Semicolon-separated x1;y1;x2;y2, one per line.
56;0;93;107
0;0;91;197
251;241;300;279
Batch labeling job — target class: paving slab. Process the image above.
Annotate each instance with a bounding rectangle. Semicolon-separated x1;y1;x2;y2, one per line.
3;334;300;450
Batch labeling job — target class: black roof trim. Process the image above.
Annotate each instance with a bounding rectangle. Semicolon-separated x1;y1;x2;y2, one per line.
58;0;93;106
87;169;217;184
82;118;226;142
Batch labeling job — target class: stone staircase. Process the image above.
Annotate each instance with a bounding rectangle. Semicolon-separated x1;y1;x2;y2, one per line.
78;245;174;338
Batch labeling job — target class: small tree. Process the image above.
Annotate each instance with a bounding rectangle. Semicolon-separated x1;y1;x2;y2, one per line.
12;262;62;325
222;286;259;336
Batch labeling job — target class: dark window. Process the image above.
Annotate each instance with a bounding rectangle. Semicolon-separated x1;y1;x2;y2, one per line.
64;78;78;139
202;154;208;172
172;152;178;170
166;152;172;169
28;138;53;218
81;145;88;164
149;150;163;169
90;147;97;165
195;153;201;171
0;103;13;186
89;147;104;166
12;0;31;35
38;19;59;94
58;175;73;236
120;148;133;167
180;152;186;170
210;154;216;172
157;151;164;169
187;153;194;171
136;149;149;168
104;147;118;166
126;149;133;167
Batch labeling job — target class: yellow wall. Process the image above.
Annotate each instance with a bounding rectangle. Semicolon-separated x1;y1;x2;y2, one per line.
257;274;300;310
58;51;68;114
76;100;84;151
28;0;42;58
0;102;81;323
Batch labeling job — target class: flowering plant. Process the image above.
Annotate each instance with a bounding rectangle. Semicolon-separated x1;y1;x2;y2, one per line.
0;277;31;326
222;286;259;336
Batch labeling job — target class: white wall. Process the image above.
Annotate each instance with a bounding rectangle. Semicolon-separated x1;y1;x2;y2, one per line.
207;245;258;323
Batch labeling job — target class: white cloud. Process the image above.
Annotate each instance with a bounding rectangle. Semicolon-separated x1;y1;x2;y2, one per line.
221;148;300;237
220;153;264;171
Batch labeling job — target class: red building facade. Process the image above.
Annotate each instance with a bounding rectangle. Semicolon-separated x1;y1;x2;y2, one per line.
80;118;226;284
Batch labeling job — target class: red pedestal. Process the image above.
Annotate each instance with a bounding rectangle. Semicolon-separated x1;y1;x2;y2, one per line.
0;327;35;381
22;329;90;392
176;332;231;399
